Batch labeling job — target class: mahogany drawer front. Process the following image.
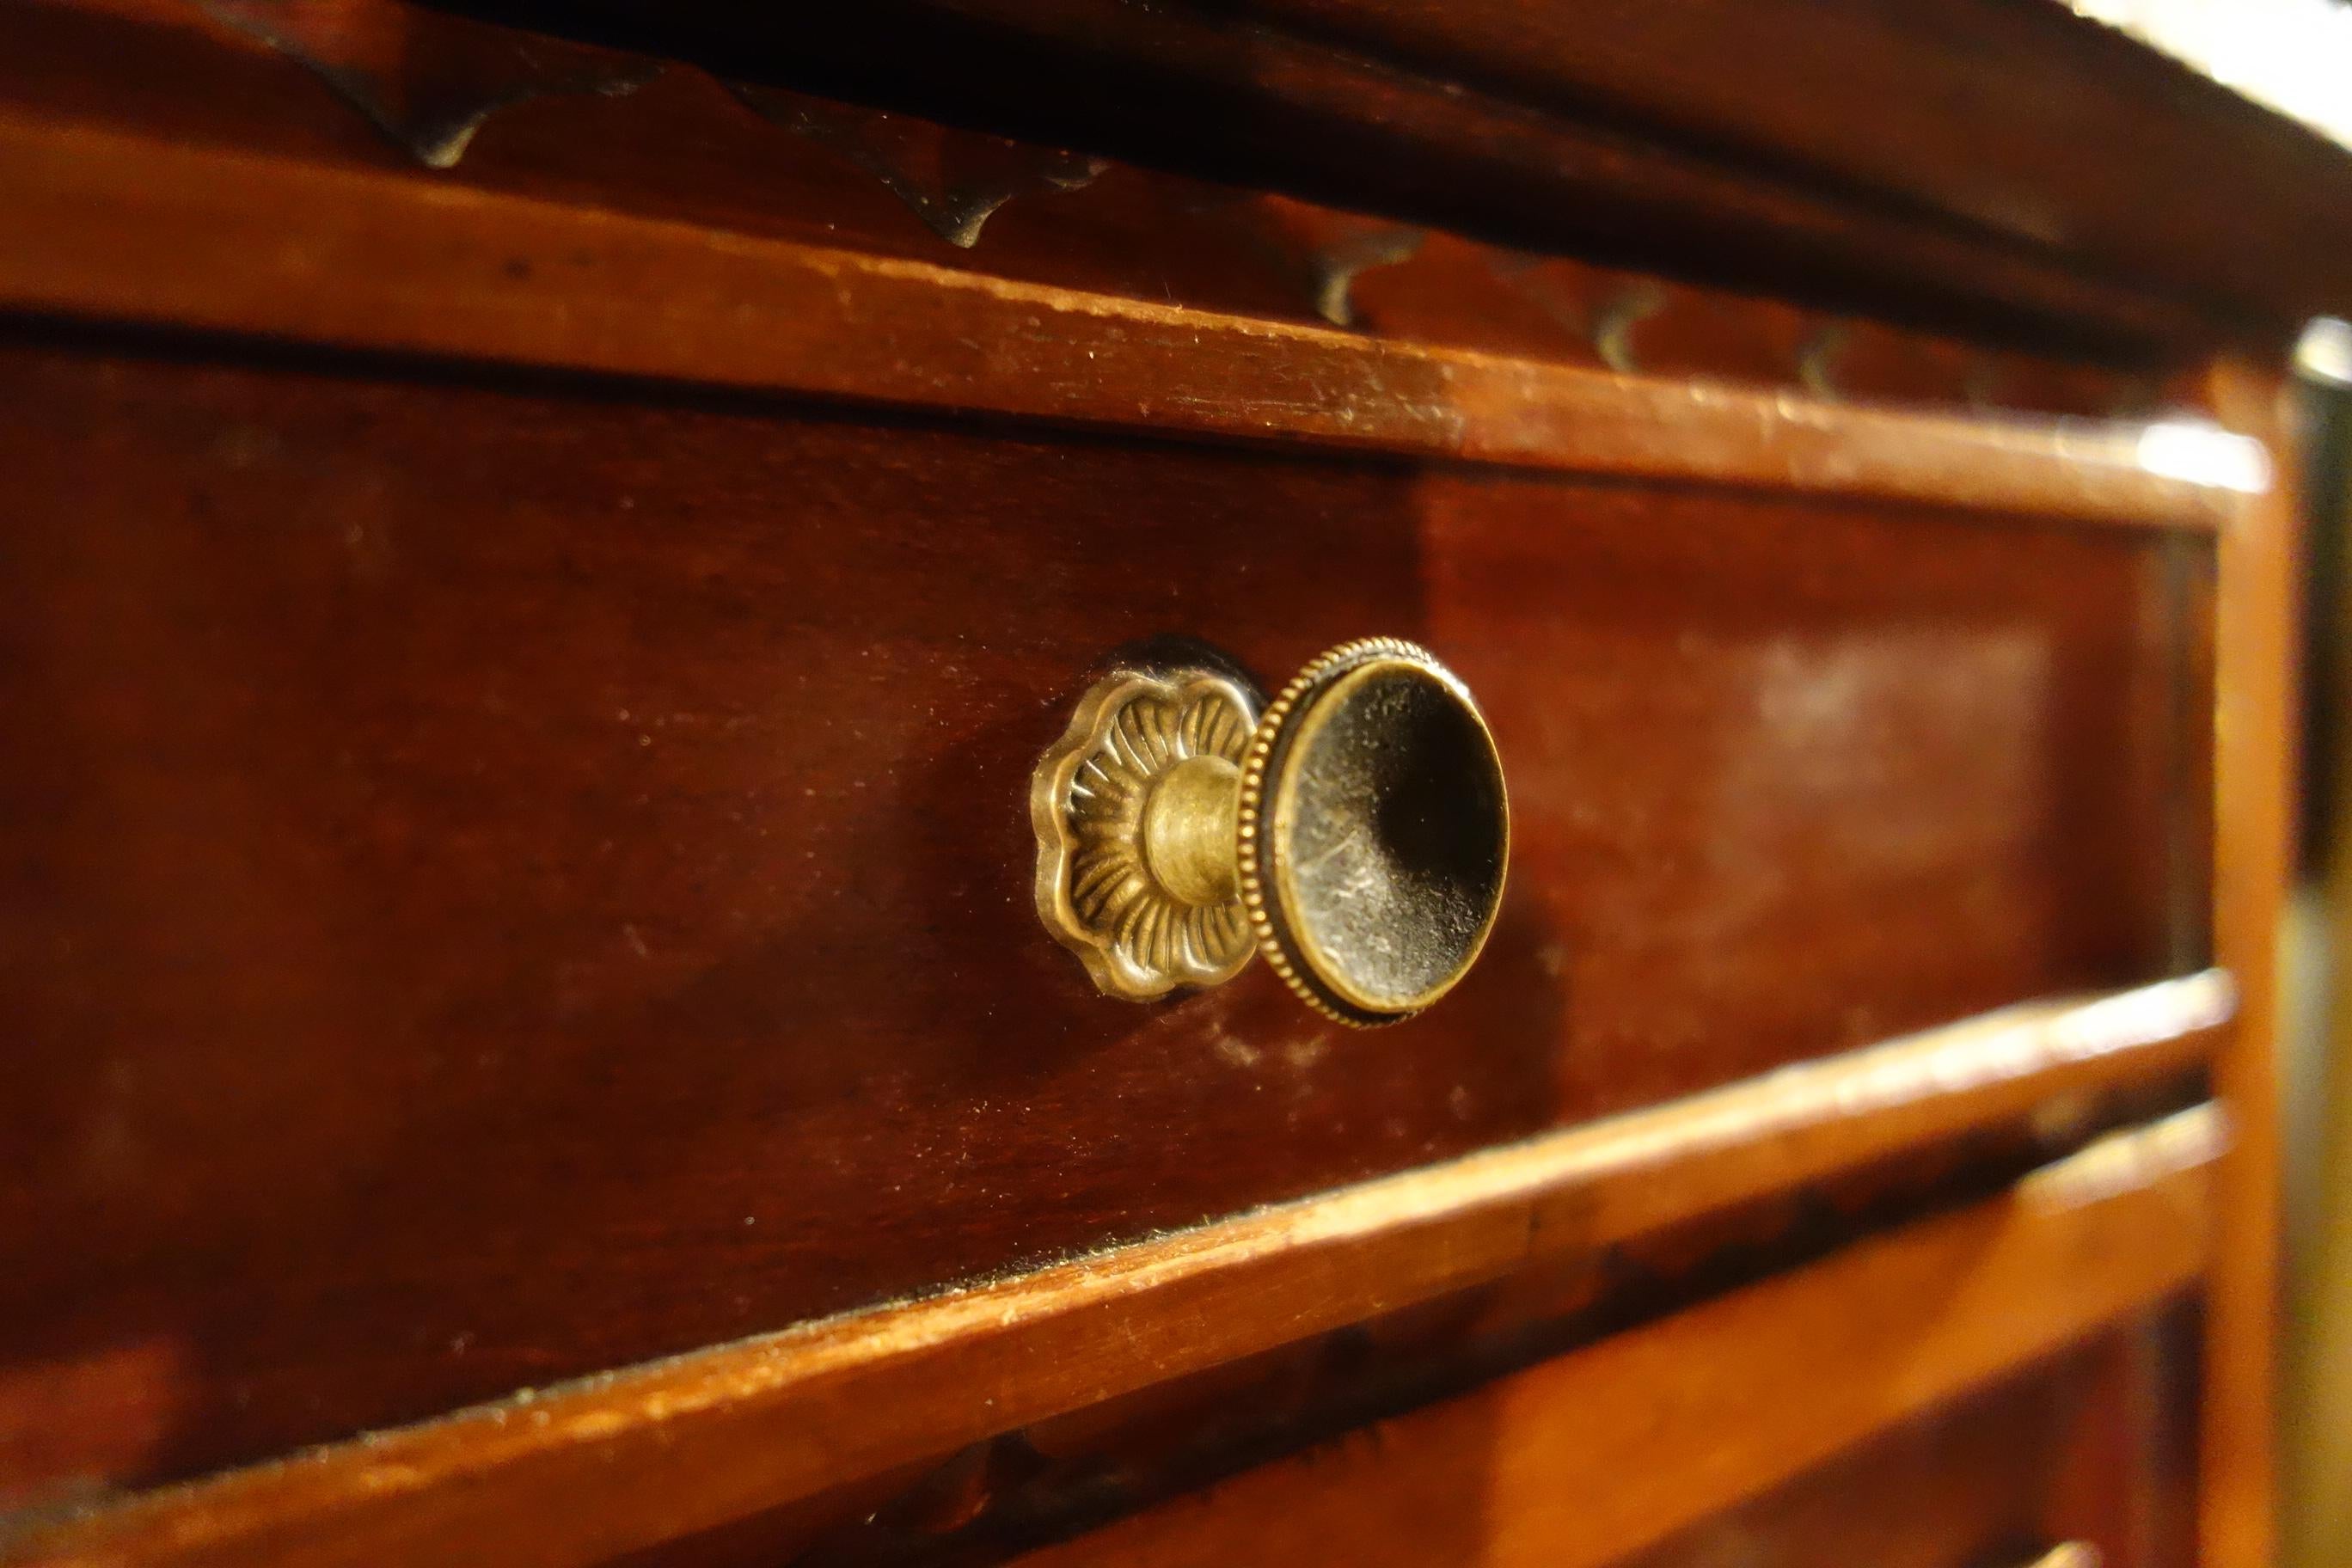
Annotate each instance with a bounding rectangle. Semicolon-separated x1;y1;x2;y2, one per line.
0;0;2320;1561
0;329;2202;1498
1610;1326;2198;1568
597;1344;2190;1568
950;1150;2210;1568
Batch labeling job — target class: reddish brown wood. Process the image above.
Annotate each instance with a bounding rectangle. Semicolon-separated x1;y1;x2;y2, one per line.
0;323;2216;1493
1613;1384;2069;1568
0;1057;2226;1568
615;1084;2210;1568
1610;1318;2195;1568
0;0;1317;327
0;101;2255;526
996;1112;2220;1568
2037;1308;2202;1568
0;0;2153;420
559;0;2352;351
1188;0;2352;331
0;3;2315;1562
2200;362;2301;1568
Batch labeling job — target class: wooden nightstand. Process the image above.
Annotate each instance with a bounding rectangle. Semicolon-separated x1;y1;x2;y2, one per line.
0;3;2337;1565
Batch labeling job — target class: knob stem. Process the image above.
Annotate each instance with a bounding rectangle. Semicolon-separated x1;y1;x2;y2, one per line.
1142;754;1242;907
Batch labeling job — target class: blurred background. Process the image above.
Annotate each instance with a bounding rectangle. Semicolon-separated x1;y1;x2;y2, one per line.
2283;317;2350;1568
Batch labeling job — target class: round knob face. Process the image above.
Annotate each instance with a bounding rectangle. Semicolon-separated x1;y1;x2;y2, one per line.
1239;640;1509;1024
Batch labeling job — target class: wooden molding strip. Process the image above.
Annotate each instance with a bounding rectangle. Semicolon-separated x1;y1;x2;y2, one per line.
0;972;2233;1568
0;112;2260;530
597;0;2352;346
2199;362;2302;1568
1016;1106;2226;1568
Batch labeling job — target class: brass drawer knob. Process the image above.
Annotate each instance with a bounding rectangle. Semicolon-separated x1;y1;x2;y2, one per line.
1032;638;1509;1025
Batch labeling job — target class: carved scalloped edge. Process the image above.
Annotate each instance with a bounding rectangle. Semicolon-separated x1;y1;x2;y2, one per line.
1032;668;1259;1001
729;85;1107;249
185;0;2156;409
1310;226;1424;326
196;0;658;169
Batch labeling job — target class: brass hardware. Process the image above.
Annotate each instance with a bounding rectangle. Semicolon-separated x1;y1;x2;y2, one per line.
1030;667;1262;1001
1032;639;1509;1025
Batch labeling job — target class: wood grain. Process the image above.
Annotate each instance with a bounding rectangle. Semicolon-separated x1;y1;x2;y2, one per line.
1187;0;2352;335
997;1110;2223;1568
0;330;2208;1491
0;3;2303;1559
560;0;2337;355
608;1100;2211;1568
622;1282;2210;1566
0;992;2231;1568
0;107;2257;529
0;0;2151;420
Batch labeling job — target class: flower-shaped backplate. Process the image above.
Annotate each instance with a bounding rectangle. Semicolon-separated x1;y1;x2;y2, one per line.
1031;668;1259;999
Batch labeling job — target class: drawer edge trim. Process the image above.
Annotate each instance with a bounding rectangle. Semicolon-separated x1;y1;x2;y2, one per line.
1;971;2235;1568
0;111;2255;530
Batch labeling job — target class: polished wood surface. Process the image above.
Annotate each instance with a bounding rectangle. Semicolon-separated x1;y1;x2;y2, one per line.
1197;0;2352;332
0;323;2206;1492
1;0;2154;420
0;109;2250;527
1002;1112;2218;1568
0;1052;2223;1568
0;0;2323;1560
561;0;2352;352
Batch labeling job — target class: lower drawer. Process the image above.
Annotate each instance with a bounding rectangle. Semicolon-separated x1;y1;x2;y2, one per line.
1614;1320;2197;1568
0;330;2192;1493
993;1312;2200;1568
